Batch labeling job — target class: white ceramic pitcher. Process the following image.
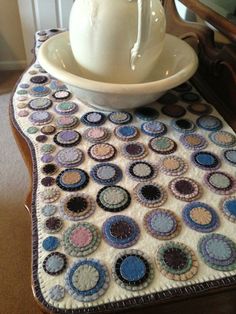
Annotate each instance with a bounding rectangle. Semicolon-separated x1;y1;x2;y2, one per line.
69;0;166;84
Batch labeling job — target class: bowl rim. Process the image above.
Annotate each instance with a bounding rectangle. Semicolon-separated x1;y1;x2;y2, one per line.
38;32;198;95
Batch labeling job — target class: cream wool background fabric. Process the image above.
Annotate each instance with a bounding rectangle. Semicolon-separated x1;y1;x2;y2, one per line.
12;60;236;311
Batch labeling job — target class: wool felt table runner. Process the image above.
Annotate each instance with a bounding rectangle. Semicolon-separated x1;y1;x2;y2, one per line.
10;30;236;313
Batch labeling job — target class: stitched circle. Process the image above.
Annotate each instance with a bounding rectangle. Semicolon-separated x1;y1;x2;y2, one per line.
41;125;56;135
41;176;55;187
56;168;89;191
191;151;221;170
159;156;188;176
127;161;157;182
36;135;48;143
29;111;52;125
43;252;67;275
121;142;148;160
60;193;95;221
29;85;51;97
18;110;29;117
52;90;71;101
42;236;60;251
134;182;167;208
158;92;178;105
169;177;201;202
102;215;140;248
221;196;236;223
187;103;212;115
156;242;198;281
174;83;192;93
41;144;56;154
50;80;67;91
28;98;52;110
83;127;111;143
65;259;109;302
88;143;116;162
197;115;222;131
144;209;181;240
141;121;167;137
27;126;38;134
41;163;58;175
108;111;132;124
81;112;106;126
17;102;27;109
209;131;236;148
149;137;177;154
198;234;236;271
17;95;28;101
49;285;65;301
53;130;81;147
56;148;84;167
97;186;131;212
182;202;219;233
171;118;196;133
112;249;154;291
90;163;122;185
134;107;159;121
55;115;79;129
30;75;48;84
181;92;201;103
63;222;101;257
17;90;27;96
44;217;63;233
180;133;208;150
41;204;57;217
161;104;186;118
40;188;60;203
114;125;139;141
55;102;78;115
204;171;236;195
223;149;236;166
41;154;54;163
20;83;30;89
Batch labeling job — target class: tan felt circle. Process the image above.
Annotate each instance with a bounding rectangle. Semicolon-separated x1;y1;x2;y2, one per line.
61;172;82;185
189;207;212;225
162;158;180;170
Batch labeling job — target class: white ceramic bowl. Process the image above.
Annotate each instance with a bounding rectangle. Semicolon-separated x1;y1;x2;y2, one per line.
38;32;198;110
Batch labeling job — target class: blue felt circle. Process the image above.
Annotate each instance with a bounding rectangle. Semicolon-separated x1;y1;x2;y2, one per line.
120;256;146;282
117;126;136;137
224;199;236;216
43;236;60;251
195;153;215;166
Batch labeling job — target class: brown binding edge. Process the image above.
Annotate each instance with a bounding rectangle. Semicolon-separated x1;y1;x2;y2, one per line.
9;33;236;314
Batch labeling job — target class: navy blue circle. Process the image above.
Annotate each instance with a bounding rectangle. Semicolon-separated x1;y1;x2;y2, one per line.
102;215;140;248
192;151;220;170
196;115;222;131
182;202;219;233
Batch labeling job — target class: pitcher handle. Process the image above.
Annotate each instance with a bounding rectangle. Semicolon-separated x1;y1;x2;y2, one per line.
130;0;151;71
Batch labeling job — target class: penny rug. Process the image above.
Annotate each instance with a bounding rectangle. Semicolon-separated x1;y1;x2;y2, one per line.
10;30;236;313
